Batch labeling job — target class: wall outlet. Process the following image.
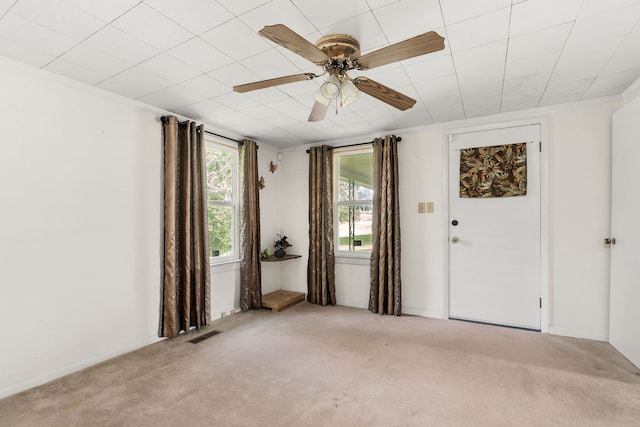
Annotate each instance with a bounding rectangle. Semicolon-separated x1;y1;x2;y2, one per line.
418;202;426;213
427;202;434;213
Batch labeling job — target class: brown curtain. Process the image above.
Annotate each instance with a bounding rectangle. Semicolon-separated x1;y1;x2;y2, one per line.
159;116;211;338
307;145;336;306
239;139;262;311
369;135;402;315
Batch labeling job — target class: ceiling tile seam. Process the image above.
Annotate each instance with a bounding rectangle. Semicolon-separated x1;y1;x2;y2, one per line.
98;55;209;100
39;1;146;72
392;15;438;122
216;0;271;20
144;1;237;36
534;2;583;107
579;14;640;101
245;45;308;75
437;0;466;119
287;0;322;34
442;4;512;27
329;10;389;48
397;104;430;129
90;40;166;87
194;35;236;72
390;3;436;124
132;78;207;103
367;6;393;56
0;0;18;20
228;19;276;61
402;62;436;123
164;37;233;74
499;1;516;114
93;31;236;89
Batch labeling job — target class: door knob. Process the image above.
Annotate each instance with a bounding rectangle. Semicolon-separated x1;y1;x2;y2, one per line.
451;236;459;244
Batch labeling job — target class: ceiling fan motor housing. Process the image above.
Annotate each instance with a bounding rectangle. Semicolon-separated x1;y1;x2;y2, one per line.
315;34;361;66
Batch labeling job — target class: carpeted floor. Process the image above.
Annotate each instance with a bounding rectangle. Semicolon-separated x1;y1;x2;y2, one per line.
1;302;639;426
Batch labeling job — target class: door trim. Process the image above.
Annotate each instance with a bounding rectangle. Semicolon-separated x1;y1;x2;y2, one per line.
441;118;550;333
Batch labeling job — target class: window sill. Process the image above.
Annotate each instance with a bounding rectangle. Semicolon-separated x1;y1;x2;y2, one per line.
210;258;240;267
335;254;370;266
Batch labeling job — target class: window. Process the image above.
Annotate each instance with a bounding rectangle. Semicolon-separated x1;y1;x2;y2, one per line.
335;148;373;255
206;139;239;262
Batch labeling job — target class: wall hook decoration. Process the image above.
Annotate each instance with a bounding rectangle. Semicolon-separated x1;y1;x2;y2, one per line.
258;176;265;189
269;161;278;173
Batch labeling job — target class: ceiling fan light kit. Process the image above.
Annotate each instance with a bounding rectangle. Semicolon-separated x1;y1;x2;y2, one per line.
320;74;341;99
232;24;445;122
340;79;360;106
314;90;332;106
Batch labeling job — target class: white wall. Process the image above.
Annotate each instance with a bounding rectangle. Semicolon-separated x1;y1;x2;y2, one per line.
277;149;310;293
278;98;621;342
0;59;162;398
547;101;618;340
256;145;283;295
0;57;285;398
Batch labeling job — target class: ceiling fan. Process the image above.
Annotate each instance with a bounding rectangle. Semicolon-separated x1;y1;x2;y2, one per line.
233;25;445;122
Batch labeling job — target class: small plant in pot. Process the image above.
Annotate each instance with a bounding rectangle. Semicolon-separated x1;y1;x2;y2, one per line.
273;233;292;258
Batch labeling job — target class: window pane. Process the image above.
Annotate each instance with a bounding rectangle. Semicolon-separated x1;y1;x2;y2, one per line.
206;147;233;202
208;205;233;257
338;153;373;202
337;204;373;252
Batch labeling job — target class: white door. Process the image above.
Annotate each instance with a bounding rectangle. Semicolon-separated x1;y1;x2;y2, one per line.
448;124;541;330
610;101;640;368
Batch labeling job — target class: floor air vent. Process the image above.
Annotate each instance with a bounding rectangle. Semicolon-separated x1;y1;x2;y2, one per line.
188;330;221;344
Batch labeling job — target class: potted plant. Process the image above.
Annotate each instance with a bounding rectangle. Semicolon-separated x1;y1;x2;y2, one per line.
273;233;292;258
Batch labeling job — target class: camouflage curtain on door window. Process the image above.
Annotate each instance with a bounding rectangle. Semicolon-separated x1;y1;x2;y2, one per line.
459;142;527;198
307;145;336;306
369;135;402;316
159;116;211;338
239;139;262;311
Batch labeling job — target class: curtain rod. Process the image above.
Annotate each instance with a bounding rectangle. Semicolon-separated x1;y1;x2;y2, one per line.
305;136;402;153
204;130;242;144
160;116;243;144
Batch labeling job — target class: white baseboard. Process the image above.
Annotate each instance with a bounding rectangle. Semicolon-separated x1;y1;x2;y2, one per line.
337;299;368;310
548;325;609;342
402;306;444;319
0;335;163;400
212;308;241;320
338;300;443;319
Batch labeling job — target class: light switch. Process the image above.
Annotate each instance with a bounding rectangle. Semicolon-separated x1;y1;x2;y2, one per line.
418;202;426;213
427;202;434;213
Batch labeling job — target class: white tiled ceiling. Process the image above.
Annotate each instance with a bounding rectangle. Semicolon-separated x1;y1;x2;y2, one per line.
1;0;639;148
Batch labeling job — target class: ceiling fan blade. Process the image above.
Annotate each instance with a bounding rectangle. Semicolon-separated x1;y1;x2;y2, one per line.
353;77;416;111
233;73;316;93
259;24;330;64
354;31;445;70
308;101;329;122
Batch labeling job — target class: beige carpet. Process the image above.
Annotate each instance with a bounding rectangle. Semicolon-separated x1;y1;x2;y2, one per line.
2;303;639;426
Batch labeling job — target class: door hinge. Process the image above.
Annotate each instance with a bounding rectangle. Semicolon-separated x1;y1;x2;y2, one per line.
539;297;542;308
539;141;542;152
448;134;453;143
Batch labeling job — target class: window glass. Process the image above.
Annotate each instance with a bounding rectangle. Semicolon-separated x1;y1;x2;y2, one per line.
336;150;373;254
207;205;234;257
205;142;238;261
206;147;233;202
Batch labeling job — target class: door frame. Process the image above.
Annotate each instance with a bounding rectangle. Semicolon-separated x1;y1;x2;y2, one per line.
441;117;550;333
